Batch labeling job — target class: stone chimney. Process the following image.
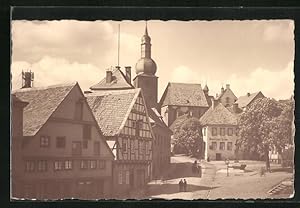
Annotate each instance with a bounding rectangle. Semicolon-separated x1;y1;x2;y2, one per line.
125;66;131;84
247;92;251;97
22;71;34;88
226;84;230;90
233;103;239;114
221;86;225;94
106;70;112;83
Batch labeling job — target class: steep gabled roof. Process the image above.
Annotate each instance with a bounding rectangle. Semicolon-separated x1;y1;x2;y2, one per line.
200;103;238;126
90;68;134;90
147;107;172;134
159;82;209;108
235;91;264;108
86;89;141;136
216;88;237;101
12;82;77;136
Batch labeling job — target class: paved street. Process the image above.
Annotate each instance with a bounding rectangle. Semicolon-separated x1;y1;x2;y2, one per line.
145;155;294;200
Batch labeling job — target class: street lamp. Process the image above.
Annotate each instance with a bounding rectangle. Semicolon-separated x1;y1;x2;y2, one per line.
225;159;230;177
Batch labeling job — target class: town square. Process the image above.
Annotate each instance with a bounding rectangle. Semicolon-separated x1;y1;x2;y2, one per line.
11;19;294;200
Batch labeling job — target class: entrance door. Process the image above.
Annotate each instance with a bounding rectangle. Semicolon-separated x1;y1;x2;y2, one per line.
216;153;222;161
136;169;145;188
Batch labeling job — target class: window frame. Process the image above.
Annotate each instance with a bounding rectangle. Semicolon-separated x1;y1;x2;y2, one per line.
40;136;50;148
227;142;233;151
56;136;66;148
220;128;225;136
212;142;217;150
227;128;233;136
212;127;218;136
220;142;225;150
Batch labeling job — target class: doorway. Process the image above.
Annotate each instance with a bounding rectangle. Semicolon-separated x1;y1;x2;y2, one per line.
216;153;222;161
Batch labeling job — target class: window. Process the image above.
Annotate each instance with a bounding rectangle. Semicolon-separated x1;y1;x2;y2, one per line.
75;100;83;120
118;171;123;184
56;137;66;148
72;141;82;155
125;170;130;185
98;160;106;169
83;141;88;149
54;161;63;171
40;136;50;147
227;128;233;136
37;160;47;172
65;160;72;170
220;128;225;136
83;125;91;140
94;141;100;155
80;160;88;169
212;142;217;150
212;128;218;136
25;161;35;172
203;128;206;136
90;160;97;169
122;139;127;153
220;142;225;150
227;142;233;151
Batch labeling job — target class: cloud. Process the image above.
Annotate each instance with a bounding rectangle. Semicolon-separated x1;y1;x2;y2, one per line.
165;62;294;100
263;20;294;42
227;61;294;100
12;20;115;67
11;56;103;91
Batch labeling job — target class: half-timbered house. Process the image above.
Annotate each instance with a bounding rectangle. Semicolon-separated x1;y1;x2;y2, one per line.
86;89;154;197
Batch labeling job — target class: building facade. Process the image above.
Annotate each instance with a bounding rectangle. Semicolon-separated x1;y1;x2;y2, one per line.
200;100;240;161
86;89;153;197
159;82;209;127
216;84;237;107
12;83;114;199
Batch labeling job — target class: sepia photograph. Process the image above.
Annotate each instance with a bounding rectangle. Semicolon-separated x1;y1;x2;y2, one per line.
11;19;295;200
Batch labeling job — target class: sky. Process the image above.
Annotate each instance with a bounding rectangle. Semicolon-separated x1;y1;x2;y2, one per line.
11;20;294;100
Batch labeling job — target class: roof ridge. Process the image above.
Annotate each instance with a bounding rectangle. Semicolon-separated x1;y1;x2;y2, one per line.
12;82;77;93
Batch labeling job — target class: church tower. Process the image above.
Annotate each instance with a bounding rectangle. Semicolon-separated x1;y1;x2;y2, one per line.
133;23;158;109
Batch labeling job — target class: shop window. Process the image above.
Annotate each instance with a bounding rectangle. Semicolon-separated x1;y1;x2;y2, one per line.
65;160;72;170
80;160;88;169
25;161;35;172
54;161;64;171
37;160;47;172
118;171;123;184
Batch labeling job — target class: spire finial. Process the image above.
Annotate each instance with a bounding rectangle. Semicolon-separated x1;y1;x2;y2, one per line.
145;20;148;36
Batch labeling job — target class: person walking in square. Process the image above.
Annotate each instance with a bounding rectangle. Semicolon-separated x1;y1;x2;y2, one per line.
178;179;183;192
183;179;187;192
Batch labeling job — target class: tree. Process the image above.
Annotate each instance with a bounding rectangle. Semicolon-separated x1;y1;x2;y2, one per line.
237;97;294;171
173;117;203;157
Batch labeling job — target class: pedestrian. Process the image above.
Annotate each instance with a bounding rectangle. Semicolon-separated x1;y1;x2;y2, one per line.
183;179;187;192
178;179;183;192
198;164;202;177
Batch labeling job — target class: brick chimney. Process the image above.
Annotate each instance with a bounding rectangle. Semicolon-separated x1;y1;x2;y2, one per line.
22;70;34;88
247;92;251;97
106;70;112;83
226;84;230;90
125;66;131;84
